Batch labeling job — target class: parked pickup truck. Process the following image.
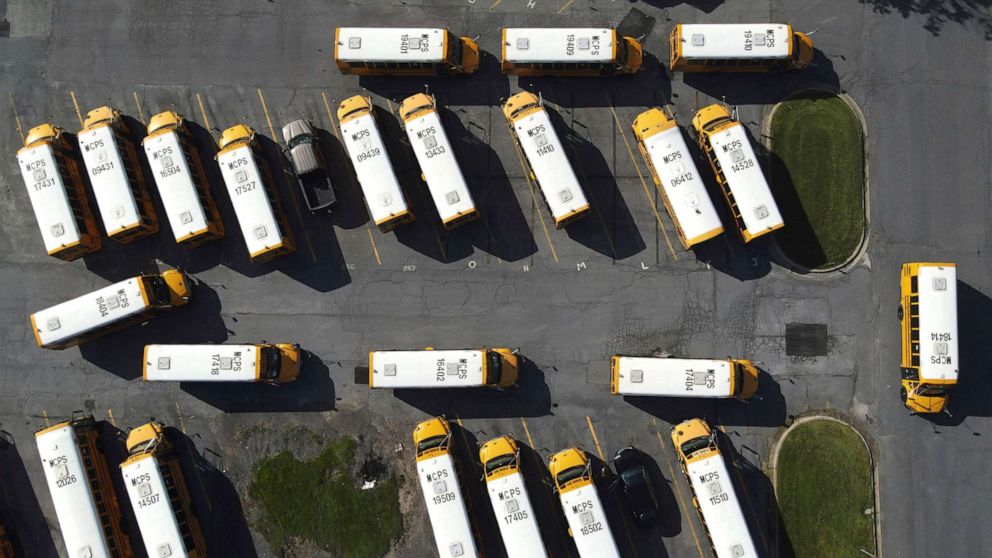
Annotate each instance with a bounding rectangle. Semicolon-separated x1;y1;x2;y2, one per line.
281;119;337;212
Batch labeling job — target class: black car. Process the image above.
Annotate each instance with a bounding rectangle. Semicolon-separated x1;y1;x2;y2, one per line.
613;447;659;527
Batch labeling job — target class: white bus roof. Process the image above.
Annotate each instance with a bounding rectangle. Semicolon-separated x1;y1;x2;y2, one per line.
511;108;589;222
17;144;85;253
339;113;410;226
78;126;143;234
371;349;485;388
337;28;447;63
216;145;286;255
121;456;188;558
504;28;615;63
144;344;260;382
36;425;112;558
642;127;723;242
615;357;734;397
143;131;211;242
485;471;547;558
558;484;620;558
403;109;477;223
32;277;149;347
917;265;959;381
679;24;792;60
686;452;758;558
708;123;784;235
417;453;479;558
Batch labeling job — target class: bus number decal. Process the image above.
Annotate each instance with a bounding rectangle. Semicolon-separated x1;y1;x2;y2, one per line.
432;492;456;505
709;492;729;505
731;159;754;173
33;178;56;191
580;522;603;536
91;161;115;176
931;332;953;364
536;144;555;157
503;510;530;524
56;474;78;488
234;181;256;195
670;171;694;186
357;148;381;163
435;359;469;382
138;493;161;508
160;165;182;178
400;33;431;54
425;145;446;158
95;289;129;317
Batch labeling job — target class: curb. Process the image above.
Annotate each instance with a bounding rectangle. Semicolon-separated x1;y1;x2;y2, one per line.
767;413;881;557
760;89;870;278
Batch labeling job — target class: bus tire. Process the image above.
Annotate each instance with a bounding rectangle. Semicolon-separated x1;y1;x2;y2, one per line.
899;386;908;403
897;305;904;321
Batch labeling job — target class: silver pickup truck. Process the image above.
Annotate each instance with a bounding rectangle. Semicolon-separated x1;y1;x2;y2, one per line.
282;119;337;212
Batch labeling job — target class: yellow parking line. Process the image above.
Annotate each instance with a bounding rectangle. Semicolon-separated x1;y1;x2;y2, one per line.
507;123;558;262
8;92;25;143
106;408;117;427
257;88;318;264
584;416;605;460
489;0;503;8
519;417;535;448
69;90;84;128
717;422;769;552
557;0;575;14
42;410;50;428
324;91;383;266
195;92;212;131
655;429;706;558
132;91;146;124
608;103;678;262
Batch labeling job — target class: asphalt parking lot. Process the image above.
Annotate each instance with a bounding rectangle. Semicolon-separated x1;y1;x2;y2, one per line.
2;0;992;557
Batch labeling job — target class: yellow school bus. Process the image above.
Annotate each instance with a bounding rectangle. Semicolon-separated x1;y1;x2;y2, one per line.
78;106;160;242
632;108;724;248
143;343;302;384
337;96;416;232
669;23;813;72
500;28;642;76
120;421;206;558
16;123;102;260
899;263;959;413
335;27;479;76
216;124;296;262
29;269;192;350
143;111;225;247
399;93;480;230
547;448;619;557
36;415;136;558
502;91;590;228
413;417;479;557
479;436;547;558
692;104;784;242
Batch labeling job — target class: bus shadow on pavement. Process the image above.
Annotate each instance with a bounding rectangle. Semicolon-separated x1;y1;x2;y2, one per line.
516;51;672;109
392;356;552;418
181;349;336;413
0;431;59;558
79;278;228;381
440;104;539;263
925;280;992;428
515;441;578;558
166;426;259;558
713;427;794;558
447;422;507;558
683;48;840;106
624;370;787;428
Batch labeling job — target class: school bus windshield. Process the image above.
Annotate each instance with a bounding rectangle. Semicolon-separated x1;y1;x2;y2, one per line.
510;101;540;120
485;453;516;475
447;32;463;66
486;351;503;385
555;465;587;486
142;276;173;306
417;434;448;455
261;346;282;379
680;436;712;457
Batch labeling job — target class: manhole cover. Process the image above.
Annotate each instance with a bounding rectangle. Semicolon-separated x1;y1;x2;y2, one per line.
785;323;828;356
616;8;656;43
